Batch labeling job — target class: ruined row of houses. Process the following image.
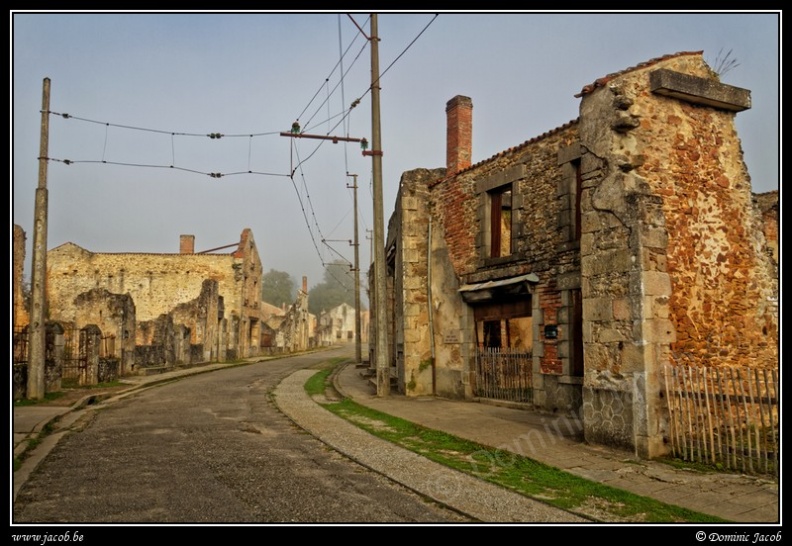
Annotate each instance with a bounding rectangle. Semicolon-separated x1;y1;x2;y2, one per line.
369;51;779;458
12;50;778;460
12;227;369;379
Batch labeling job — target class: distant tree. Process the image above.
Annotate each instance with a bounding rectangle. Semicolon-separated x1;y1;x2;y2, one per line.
308;259;356;315
261;269;296;307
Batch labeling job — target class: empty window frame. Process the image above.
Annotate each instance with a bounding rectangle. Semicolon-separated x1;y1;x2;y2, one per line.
489;184;513;258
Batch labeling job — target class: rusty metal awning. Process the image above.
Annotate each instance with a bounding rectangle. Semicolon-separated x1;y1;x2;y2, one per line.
458;273;539;302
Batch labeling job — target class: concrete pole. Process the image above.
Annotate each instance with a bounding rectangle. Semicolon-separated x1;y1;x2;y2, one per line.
28;77;51;400
347;173;363;365
369;14;389;396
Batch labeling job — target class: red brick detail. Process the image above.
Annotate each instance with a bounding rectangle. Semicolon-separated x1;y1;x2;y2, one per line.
540;358;563;375
446;96;473;177
180;235;195;254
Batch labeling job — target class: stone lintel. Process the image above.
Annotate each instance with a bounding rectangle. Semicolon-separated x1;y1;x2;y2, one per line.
649;68;751;112
557;142;581;165
476;164;526;193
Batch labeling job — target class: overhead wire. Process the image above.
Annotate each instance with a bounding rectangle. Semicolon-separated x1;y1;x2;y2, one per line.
338;14;351;176
296;18;368;131
289;14;437;289
290;141;353;288
47;157;290;180
44;14;436;292
48;110;282;139
345;13;438;115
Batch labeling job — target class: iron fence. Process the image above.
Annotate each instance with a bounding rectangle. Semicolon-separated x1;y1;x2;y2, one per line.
474;347;533;403
13;326;29;365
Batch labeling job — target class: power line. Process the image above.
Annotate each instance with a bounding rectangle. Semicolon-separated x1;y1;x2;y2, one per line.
344;14;438;115
48;110;282;139
291;14;438;175
296;20;368;133
46;157;291;180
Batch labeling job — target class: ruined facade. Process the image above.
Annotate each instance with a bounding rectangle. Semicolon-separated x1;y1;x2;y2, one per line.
72;288;137;375
316;302;370;346
260;276;314;353
47;228;264;365
373;51;779;458
13;224;29;329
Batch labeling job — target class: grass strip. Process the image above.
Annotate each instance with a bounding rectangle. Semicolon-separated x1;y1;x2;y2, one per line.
306;364;727;523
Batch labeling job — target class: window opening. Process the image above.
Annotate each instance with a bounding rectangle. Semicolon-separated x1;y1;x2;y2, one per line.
489;185;513;257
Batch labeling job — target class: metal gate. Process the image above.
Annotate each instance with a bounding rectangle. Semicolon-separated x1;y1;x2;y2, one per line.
474;347;533;403
61;327;88;385
13;326;29;366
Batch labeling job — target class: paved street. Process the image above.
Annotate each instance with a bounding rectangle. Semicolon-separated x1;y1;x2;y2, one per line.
12;347;471;523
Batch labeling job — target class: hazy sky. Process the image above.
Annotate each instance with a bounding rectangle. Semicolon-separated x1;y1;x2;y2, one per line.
11;11;780;294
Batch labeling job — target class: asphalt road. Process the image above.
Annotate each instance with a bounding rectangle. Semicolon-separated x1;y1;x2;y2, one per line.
12;347;472;524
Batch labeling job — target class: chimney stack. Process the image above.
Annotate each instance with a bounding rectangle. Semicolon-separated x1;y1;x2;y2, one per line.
180;234;195;254
446;95;473;177
302;276;308;294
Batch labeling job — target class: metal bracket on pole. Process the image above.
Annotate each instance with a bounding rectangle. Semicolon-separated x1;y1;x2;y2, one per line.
279;132;365;144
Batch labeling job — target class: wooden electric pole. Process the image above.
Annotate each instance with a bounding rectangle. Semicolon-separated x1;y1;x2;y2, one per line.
368;13;390;396
347;173;363;365
28;77;51;400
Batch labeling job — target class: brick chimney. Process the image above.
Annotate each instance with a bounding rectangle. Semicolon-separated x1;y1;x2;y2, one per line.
302;276;308;294
446;95;473;177
180;234;195;254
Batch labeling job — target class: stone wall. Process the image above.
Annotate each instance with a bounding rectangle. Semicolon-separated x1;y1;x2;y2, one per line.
392;168;446;396
13;224;29;328
47;228;263;362
316;302;367;346
754;190;779;267
135;314;177;369
381;53;777;458
576;51;778;457
429;119;583;409
276;286;312;352
170;279;221;363
72;288;136;375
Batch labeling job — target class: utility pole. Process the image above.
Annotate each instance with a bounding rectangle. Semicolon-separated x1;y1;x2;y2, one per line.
368;13;390;396
28;77;51;400
347;173;363;365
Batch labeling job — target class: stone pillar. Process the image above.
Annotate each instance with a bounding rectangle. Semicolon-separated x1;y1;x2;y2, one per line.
45;321;64;393
82;324;101;386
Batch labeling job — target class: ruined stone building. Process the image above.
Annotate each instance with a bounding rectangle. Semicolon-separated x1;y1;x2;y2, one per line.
315;302;370;346
372;51;779;458
46;228;264;370
260;301;287;348
260;277;314;353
